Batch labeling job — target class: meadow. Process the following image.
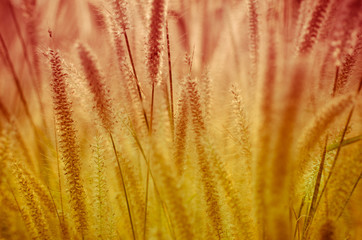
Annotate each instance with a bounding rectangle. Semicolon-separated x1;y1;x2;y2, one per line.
0;0;361;239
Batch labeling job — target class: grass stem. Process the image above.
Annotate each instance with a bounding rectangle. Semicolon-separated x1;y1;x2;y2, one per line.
109;132;136;240
123;31;150;131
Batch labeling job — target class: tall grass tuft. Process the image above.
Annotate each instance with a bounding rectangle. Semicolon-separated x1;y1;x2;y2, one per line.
1;1;362;239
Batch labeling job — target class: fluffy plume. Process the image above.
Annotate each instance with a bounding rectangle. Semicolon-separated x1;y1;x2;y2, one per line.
77;43;114;131
174;83;189;176
296;94;354;179
335;33;362;94
298;0;331;54
247;0;260;75
91;137;114;239
186;77;224;238
48;49;88;235
147;0;166;83
230;85;252;159
14;164;52;240
112;0;129;31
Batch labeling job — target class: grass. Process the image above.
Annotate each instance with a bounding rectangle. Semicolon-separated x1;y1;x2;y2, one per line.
0;0;362;239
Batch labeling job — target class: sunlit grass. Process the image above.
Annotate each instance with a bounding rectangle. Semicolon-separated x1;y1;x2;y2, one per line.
0;0;361;239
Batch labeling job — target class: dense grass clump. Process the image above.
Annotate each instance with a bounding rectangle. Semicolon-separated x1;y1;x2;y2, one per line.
0;0;362;239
